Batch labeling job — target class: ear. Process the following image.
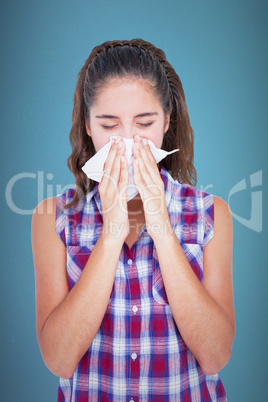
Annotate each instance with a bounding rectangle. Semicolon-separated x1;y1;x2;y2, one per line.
164;113;170;134
85;119;91;137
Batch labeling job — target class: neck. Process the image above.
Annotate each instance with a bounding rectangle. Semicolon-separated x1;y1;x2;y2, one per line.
127;194;144;216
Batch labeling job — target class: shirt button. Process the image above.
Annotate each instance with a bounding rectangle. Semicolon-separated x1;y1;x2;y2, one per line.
131;352;137;361
127;259;133;266
132;305;138;314
129;399;134;402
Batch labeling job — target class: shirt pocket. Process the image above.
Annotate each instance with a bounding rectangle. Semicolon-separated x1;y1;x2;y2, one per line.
66;245;93;289
152;241;204;305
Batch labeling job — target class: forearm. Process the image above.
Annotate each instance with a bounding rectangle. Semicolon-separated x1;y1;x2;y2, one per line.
153;232;235;375
39;234;123;378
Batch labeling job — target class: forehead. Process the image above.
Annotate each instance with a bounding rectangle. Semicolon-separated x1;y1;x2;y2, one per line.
93;76;161;108
101;76;153;90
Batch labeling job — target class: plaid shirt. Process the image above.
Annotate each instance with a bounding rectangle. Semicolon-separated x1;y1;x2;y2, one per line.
55;167;227;401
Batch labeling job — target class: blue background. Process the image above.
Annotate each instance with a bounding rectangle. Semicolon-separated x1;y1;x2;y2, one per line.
1;0;267;401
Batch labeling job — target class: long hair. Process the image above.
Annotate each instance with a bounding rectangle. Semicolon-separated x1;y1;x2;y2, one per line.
65;39;196;209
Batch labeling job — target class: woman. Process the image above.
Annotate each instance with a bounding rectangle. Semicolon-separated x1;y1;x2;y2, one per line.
32;39;235;401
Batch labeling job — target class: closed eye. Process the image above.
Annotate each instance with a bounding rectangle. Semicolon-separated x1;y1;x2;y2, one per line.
101;125;117;130
137;122;154;127
101;122;154;130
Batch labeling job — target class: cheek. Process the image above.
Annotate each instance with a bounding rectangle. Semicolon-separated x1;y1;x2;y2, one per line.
92;138;109;152
92;136;105;152
89;126;111;152
146;126;165;149
155;133;164;148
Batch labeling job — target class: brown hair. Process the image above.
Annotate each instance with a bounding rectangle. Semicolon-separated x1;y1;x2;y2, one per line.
65;39;196;208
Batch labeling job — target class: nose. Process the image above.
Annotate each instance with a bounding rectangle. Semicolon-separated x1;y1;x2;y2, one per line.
118;123;136;140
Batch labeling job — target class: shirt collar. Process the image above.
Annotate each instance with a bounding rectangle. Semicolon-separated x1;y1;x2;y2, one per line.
84;182;102;216
93;184;103;216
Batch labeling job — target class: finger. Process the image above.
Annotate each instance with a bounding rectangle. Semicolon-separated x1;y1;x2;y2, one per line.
107;140;126;191
140;138;156;164
133;142;153;186
138;138;160;179
133;137;157;174
118;155;129;200
101;138;123;190
133;158;147;201
135;139;163;187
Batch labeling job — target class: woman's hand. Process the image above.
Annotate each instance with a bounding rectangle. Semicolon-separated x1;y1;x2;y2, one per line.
132;135;173;240
99;137;129;243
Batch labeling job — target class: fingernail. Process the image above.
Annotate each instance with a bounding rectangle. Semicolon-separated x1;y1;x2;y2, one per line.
135;142;140;150
118;141;122;149
142;138;148;145
115;137;120;143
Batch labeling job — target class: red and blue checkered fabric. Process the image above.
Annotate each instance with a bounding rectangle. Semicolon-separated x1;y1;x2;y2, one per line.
56;167;226;401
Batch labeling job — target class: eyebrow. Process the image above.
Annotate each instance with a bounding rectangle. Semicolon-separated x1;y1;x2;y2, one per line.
95;112;159;119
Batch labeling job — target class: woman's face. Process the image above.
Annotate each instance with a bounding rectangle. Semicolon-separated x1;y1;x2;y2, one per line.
86;77;170;152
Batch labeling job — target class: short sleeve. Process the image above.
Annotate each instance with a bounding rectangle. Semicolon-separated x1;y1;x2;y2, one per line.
55;192;67;246
203;192;214;247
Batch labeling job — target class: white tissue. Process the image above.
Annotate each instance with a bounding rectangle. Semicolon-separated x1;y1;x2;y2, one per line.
81;136;179;201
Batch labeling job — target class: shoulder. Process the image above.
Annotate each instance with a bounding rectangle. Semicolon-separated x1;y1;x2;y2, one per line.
162;167;232;218
161;167;211;201
206;195;233;247
32;186;77;219
32;189;75;246
213;195;232;226
32;192;69;233
161;167;200;201
31;195;69;257
33;196;57;215
32;196;57;232
31;197;64;262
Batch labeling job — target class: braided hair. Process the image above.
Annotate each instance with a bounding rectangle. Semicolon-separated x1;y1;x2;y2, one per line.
66;39;196;208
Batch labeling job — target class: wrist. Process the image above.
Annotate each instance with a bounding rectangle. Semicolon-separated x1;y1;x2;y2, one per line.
100;227;127;248
98;234;125;252
148;219;175;244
